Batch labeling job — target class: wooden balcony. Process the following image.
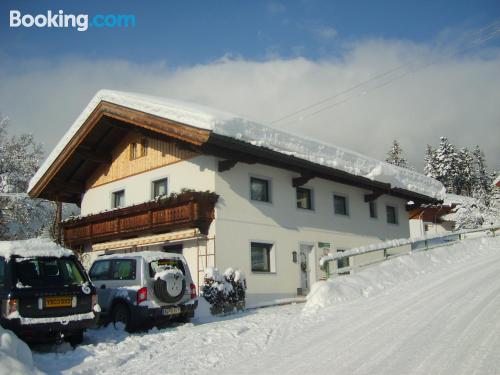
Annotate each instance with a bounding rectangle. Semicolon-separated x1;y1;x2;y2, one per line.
62;191;218;249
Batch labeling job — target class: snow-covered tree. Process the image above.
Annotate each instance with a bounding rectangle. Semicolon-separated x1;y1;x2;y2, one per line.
423;144;439;179
432;137;460;193
386;140;409;168
0;114;56;240
472;145;493;206
454;147;474;196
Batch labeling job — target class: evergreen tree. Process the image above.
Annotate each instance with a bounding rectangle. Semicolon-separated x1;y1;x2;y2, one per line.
423;144;438;179
455;147;474;196
433;137;459;193
385;140;409;168
472;145;492;206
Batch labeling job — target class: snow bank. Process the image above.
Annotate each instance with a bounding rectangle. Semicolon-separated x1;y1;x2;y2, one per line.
28;89;445;200
305;236;500;313
0;238;73;260
0;326;43;375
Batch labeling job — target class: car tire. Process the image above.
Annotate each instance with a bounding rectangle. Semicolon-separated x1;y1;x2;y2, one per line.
112;303;131;331
67;330;84;347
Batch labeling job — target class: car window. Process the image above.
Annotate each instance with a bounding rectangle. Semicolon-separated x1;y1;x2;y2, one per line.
0;257;5;288
89;260;112;280
149;259;185;278
112;260;136;280
14;257;85;287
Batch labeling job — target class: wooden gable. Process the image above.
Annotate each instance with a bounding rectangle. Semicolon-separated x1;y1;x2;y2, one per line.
86;132;198;189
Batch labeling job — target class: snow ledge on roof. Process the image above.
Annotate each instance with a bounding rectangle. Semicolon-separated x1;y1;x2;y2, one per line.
28;89;446;200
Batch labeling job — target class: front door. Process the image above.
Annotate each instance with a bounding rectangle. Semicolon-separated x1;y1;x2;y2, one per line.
299;244;314;294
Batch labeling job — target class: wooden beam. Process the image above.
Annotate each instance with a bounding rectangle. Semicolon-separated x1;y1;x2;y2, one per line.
364;191;383;202
292;174;314;188
75;147;112;164
218;159;238;172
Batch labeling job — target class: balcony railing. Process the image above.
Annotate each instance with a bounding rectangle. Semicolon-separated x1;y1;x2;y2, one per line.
62;191;218;249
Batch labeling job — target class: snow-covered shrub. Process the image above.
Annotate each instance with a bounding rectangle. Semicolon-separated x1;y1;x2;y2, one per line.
201;267;246;315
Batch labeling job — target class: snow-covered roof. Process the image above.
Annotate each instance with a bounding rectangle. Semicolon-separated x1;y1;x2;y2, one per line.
28;89;446;200
0;238;74;259
443;194;478;207
97;251;183;263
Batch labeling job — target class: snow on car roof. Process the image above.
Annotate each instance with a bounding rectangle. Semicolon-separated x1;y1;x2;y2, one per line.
28;89;445;200
0;238;74;260
97;251;183;263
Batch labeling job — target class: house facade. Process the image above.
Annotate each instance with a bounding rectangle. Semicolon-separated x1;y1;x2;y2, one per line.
28;90;444;306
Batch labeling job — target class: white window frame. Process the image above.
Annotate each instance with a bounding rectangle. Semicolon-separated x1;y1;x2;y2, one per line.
386;205;399;225
151;177;169;199
368;200;378;219
296;186;315;211
249;240;276;274
111;189;126;209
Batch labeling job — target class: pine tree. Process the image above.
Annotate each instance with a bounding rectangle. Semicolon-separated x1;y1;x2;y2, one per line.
385;140;409;168
423;144;438;178
472;145;492;206
455;147;474;196
432;137;459;193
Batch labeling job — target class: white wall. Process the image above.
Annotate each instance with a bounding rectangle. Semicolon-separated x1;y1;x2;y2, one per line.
81;155;217;216
213;161;410;306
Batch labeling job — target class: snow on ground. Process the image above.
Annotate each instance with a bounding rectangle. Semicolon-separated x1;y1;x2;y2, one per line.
29;235;500;375
0;325;43;375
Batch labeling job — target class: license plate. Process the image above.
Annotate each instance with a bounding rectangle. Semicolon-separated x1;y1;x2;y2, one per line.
162;307;181;316
45;296;72;308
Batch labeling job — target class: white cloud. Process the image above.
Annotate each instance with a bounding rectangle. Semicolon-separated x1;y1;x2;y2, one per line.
0;39;499;172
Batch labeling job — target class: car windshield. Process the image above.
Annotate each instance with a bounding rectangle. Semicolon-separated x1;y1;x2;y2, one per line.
149;259;185;278
14;257;86;287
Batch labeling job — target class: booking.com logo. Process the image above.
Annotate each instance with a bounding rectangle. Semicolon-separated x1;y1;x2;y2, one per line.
9;10;136;32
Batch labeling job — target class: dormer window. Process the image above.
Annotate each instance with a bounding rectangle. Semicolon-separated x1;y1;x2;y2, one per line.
130;143;138;160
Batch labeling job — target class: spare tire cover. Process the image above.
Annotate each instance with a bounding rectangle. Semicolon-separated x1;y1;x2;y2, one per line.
154;270;186;303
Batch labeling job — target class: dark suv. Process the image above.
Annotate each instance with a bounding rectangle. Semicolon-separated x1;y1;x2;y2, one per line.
0;241;99;346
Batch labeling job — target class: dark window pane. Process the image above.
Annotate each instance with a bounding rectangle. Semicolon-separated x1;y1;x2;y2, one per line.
387;206;398;224
112;260;136;280
334;195;348;215
251;178;270;202
15;258;85;287
297;188;312;209
337;250;350;269
251;242;272;272
130;143;138;160
0;257;5;288
89;260;111;280
369;201;377;218
141;139;148;157
149;258;185;278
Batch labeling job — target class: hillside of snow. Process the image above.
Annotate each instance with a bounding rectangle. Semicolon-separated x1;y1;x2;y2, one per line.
22;235;500;375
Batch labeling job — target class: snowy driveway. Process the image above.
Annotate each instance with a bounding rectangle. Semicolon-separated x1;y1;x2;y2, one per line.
33;236;500;375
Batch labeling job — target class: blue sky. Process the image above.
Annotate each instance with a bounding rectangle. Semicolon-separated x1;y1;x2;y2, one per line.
0;1;499;169
1;0;499;66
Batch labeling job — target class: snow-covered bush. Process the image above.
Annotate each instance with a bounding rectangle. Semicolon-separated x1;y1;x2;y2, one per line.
201;267;246;315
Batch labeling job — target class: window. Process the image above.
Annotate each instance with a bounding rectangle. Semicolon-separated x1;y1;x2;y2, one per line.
251;242;273;272
333;194;348;215
152;178;168;198
89;260;112;281
0;257;5;288
149;258;186;278
112;190;125;208
386;205;398;224
14;258;85;287
336;249;350;269
130;142;138;160
250;177;270;202
162;244;183;254
369;200;377;218
141;139;148;157
296;187;313;210
112;260;136;280
424;224;429;232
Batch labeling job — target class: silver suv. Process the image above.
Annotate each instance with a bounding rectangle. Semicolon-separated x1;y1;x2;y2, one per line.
88;251;197;330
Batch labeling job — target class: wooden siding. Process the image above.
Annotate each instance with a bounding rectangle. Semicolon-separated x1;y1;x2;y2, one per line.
87;132;198;188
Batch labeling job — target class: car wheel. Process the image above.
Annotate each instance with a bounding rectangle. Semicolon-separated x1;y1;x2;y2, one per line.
112;303;131;330
68;330;84;347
